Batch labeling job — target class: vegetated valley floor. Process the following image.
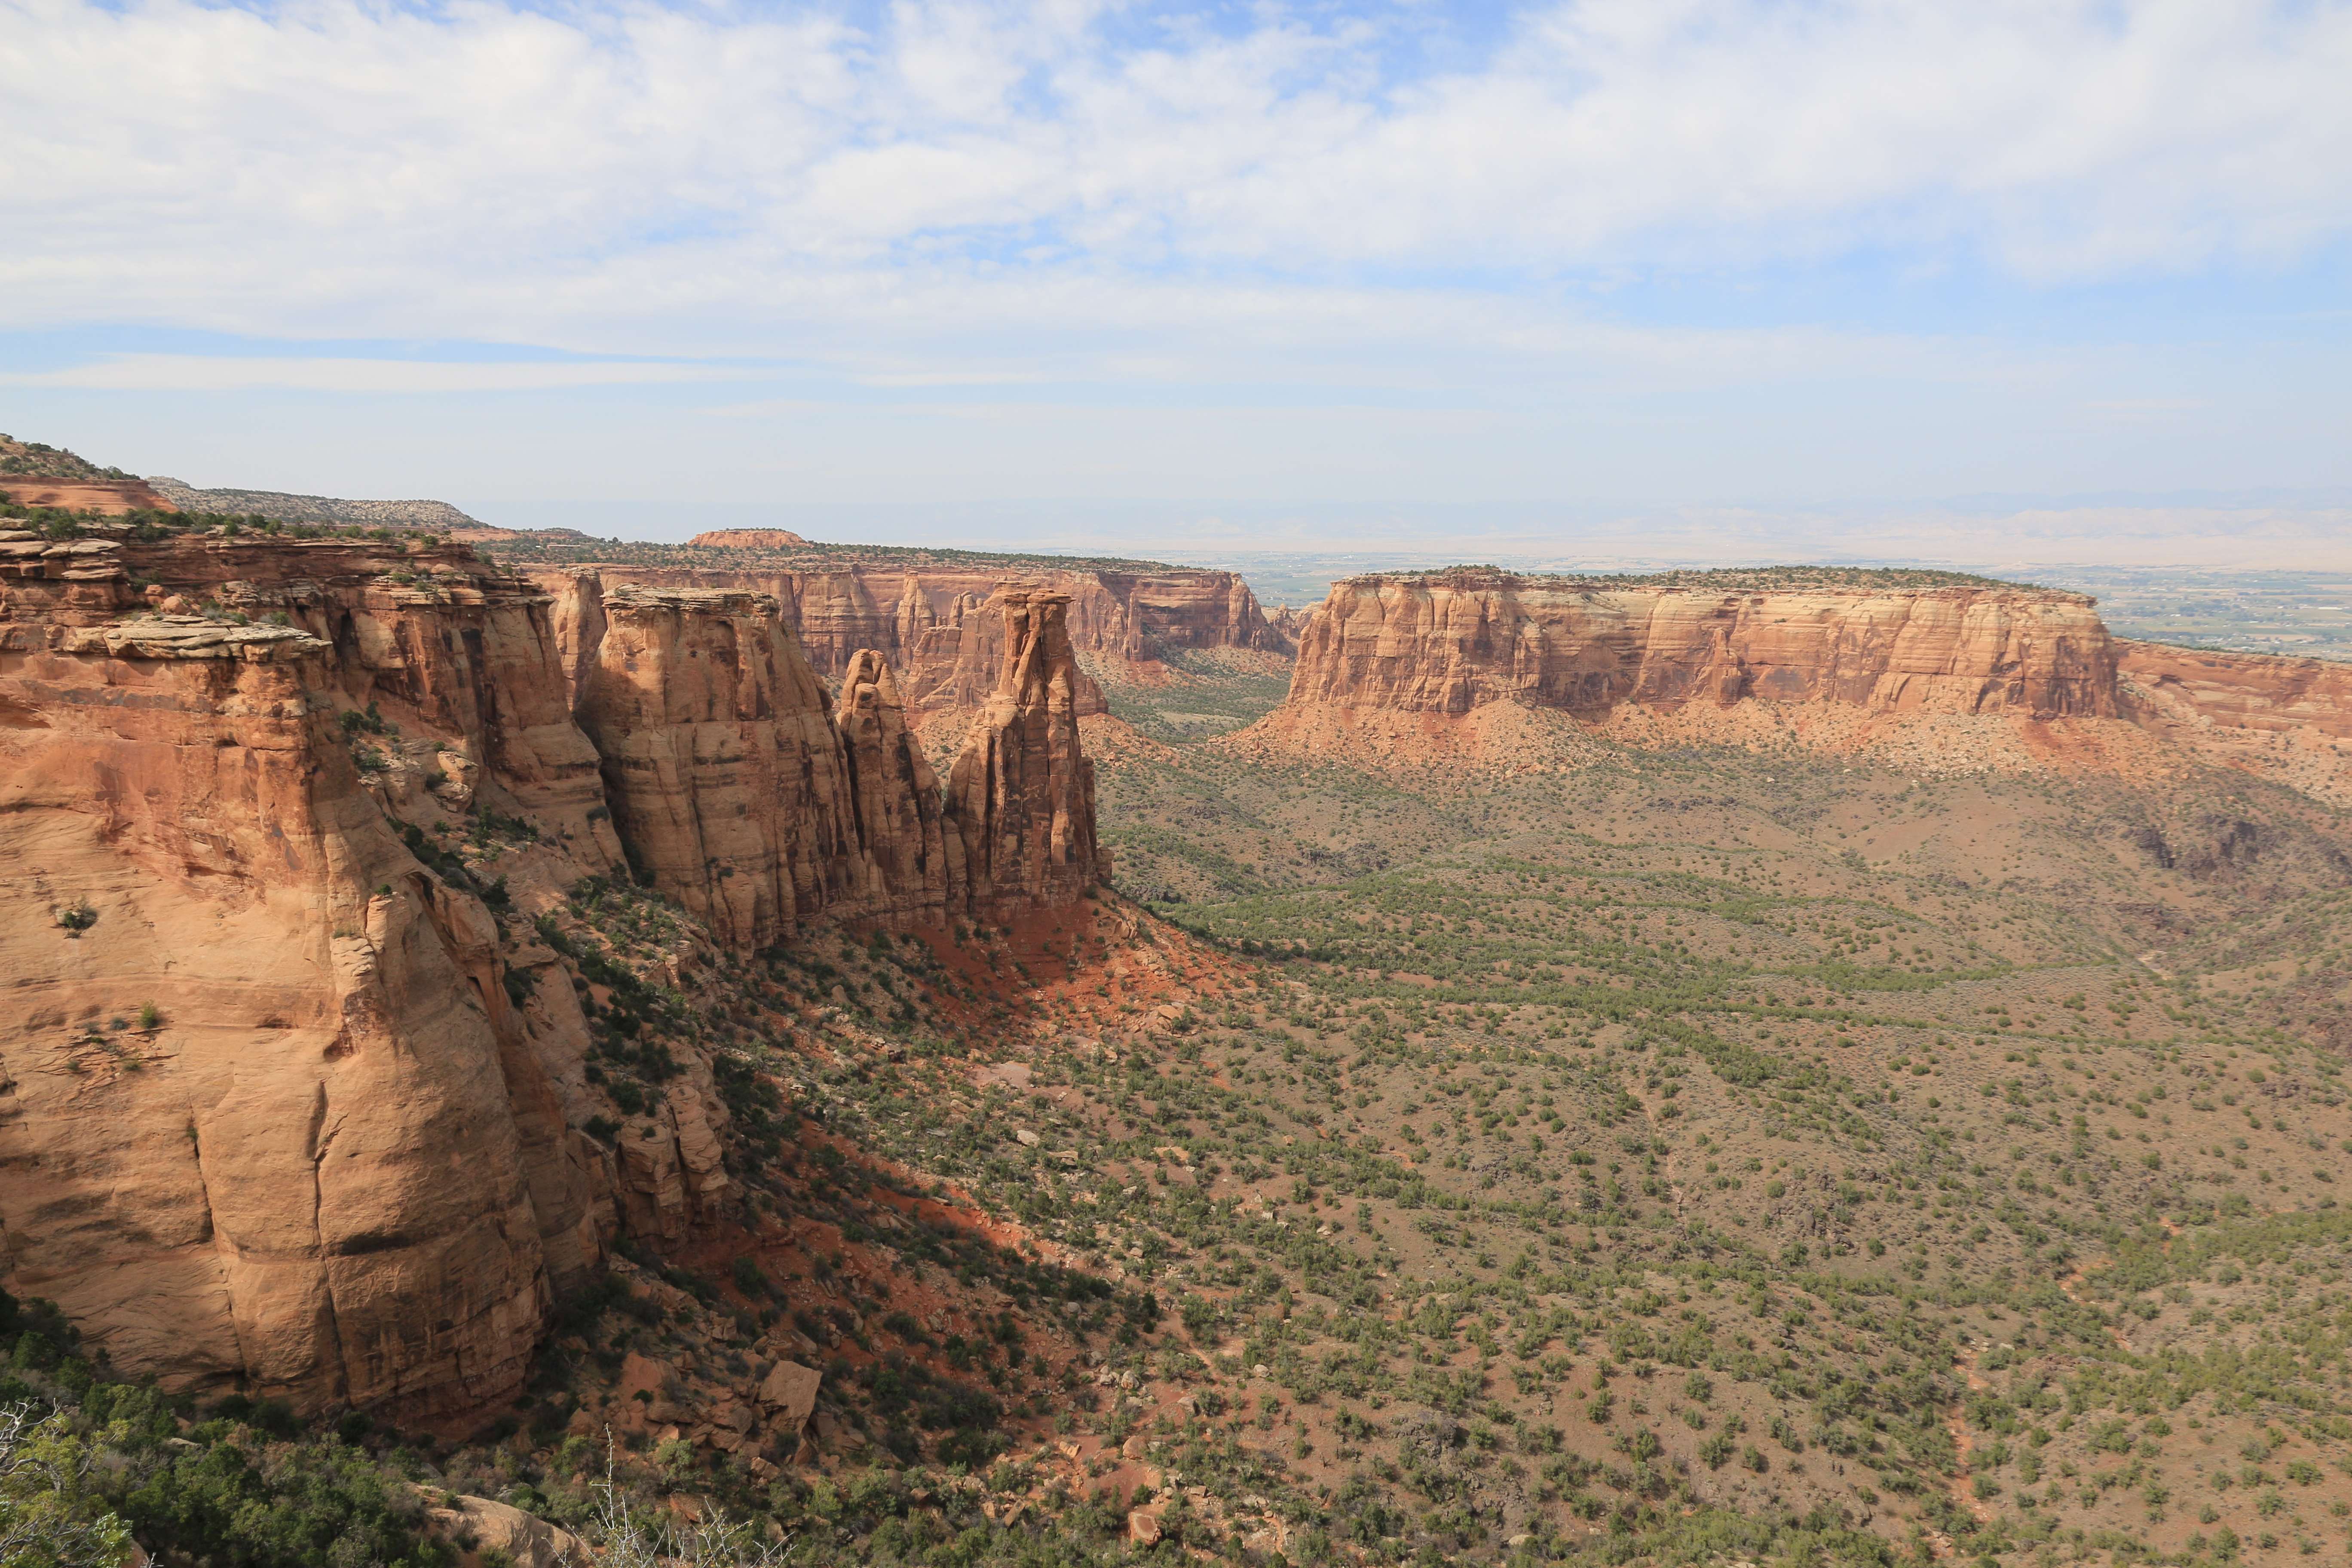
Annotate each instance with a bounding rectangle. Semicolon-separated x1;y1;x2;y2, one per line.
1071;655;2352;1568
22;645;2352;1568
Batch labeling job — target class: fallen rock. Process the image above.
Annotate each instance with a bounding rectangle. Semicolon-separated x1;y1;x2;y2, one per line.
424;1493;589;1568
759;1360;823;1433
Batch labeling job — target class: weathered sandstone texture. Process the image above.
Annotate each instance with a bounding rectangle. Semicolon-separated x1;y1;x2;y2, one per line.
0;537;603;1418
575;583;876;950
2119;640;2352;739
523;562;1288;707
0;530;1110;1417
573;580;1102;938
834;650;965;924
0;477;178;514
947;590;1115;913
1283;571;2120;721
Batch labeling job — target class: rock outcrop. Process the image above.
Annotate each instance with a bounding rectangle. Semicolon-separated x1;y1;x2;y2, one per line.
1281;570;2120;722
571;580;1102;937
688;528;809;549
520;560;1288;708
947;590;1114;914
2119;640;2352;738
0;534;594;1418
834;650;964;925
0;526;1113;1419
574;584;873;951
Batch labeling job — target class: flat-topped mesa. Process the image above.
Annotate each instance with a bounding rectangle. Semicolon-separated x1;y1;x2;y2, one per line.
946;589;1114;915
1285;570;2121;722
687;528;808;549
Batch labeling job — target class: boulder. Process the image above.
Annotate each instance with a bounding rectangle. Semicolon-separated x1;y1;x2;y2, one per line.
758;1360;823;1433
425;1493;589;1568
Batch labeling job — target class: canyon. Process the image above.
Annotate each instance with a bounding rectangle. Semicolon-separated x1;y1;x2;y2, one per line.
14;491;2352;1568
516;553;1288;721
0;524;1109;1418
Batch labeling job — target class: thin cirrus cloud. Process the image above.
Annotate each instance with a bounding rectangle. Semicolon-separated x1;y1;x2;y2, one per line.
0;355;759;393
2;0;2347;352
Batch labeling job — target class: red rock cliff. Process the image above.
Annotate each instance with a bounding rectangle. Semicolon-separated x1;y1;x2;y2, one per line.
571;579;1103;939
946;590;1115;914
2119;640;2352;738
0;526;1114;1418
1282;570;2120;721
0;530;603;1419
522;560;1287;707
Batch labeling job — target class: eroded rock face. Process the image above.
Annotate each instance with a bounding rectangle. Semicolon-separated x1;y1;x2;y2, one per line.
521;561;1285;706
1284;571;2121;721
946;590;1114;915
575;585;867;951
835;651;965;925
2120;640;2352;738
0;531;1117;1418
573;586;1004;943
0;593;572;1418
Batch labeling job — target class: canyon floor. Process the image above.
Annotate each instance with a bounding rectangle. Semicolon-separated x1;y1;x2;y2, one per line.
14;559;2352;1568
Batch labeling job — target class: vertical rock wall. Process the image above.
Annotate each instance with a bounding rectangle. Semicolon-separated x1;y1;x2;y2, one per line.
946;590;1114;916
0;530;1114;1419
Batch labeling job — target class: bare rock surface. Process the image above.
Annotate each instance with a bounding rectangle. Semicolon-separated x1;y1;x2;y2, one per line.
0;531;1112;1419
946;589;1114;915
1282;569;2119;721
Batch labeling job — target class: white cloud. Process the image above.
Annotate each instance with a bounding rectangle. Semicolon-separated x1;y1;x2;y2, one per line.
1;0;2346;356
3;0;2346;519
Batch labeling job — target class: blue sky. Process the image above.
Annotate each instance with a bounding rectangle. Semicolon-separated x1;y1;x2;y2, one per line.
2;0;2348;564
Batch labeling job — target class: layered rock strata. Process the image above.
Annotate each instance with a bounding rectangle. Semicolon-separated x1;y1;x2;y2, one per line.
573;580;1102;939
574;584;879;950
947;590;1115;912
2119;640;2352;739
0;536;602;1418
0;529;1110;1418
1283;571;2120;721
524;561;1288;707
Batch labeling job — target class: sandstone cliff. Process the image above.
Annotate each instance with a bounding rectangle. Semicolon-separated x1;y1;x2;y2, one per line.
1280;570;2119;722
2119;640;2352;738
519;560;1288;709
0;526;1112;1420
575;583;877;950
571;579;1100;937
947;590;1115;914
0;532;601;1418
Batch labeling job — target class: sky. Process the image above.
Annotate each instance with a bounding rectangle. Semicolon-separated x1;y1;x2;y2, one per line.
3;0;2349;565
